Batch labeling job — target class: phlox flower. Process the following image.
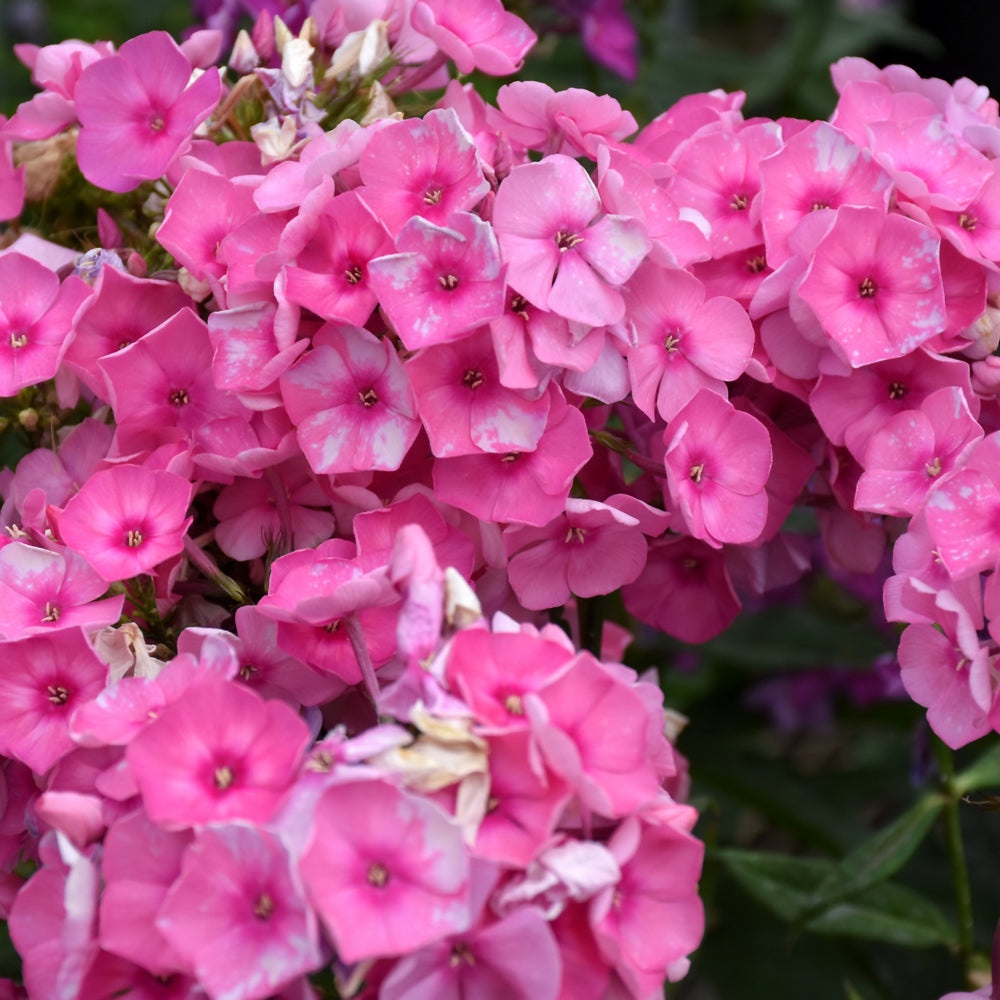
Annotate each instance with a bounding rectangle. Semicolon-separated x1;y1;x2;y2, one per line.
125;678;311;828
358;108;489;236
0;116;24;221
0;253;91;397
503;499;648;610
0;542;124;639
57;464;193;582
74;31;222;192
300;778;471;962
590;807;704;996
368;212;507;350
663;390;772;549
493;154;649;327
279;324;420;475
411;0;537;76
157;824;322;1000
405;327;550;456
796;206;947;367
0;628;107;774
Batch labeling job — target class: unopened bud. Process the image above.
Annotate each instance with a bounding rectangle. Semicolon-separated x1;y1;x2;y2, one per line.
229;29;260;74
17;408;38;431
273;16;295;54
444;567;481;629
15;129;77;202
360;81;399;125
282;37;314;90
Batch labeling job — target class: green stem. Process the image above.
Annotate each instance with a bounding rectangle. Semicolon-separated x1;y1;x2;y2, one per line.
933;736;975;984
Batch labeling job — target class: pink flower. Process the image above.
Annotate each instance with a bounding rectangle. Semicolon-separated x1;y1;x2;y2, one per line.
74;31;221;192
57;464;193;582
797;206;947;367
493;154;649;327
125;679;311;828
157;824;322;1000
663;390;772;548
300;778;471;962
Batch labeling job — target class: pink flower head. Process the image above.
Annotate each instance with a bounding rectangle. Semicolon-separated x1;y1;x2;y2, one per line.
280;324;420;475
157;823;323;1000
369;212;507;350
74;31;221;192
58;464;193;582
358;108;489;236
126;678;311;828
493;154;649;327
411;0;536;76
797;206;947;367
0;253;90;397
300;778;471;962
0;628;107;774
664;390;772;548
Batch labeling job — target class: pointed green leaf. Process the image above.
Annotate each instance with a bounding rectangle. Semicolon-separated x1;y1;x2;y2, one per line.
955;741;1000;797
807;881;957;948
803;793;944;915
717;849;830;921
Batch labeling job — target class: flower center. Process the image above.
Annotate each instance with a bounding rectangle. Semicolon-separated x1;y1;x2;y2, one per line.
689;462;705;484
663;330;682;352
344;265;363;285
47;685;69;705
887;381;906;400
958;213;977;232
509;293;530;320
565;526;586;544
501;452;520;463
858;276;877;298
925;456;942;477
462;368;484;389
42;602;60;623
439;274;460;291
358;388;378;408
169;389;190;406
9;331;27;350
253;893;274;920
367;862;390;888
555;230;584;252
423;187;442;205
730;192;750;211
810;201;830;211
450;944;476;967
126;529;144;548
214;765;235;790
746;253;767;273
504;692;524;715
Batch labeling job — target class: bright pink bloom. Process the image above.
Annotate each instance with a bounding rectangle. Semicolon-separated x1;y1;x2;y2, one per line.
157;824;322;1000
411;0;536;76
0;542;124;639
797;206;946;367
854;386;983;516
74;31;221;192
0;629;107;774
590;808;704;995
126;678;310;828
493;154;649;327
504;499;647;610
663;390;772;548
405;327;550;456
358;109;489;236
0;253;90;396
58;464;193;582
625;262;753;421
432;391;592;526
280;324;420;475
300;778;471;962
369;212;507;350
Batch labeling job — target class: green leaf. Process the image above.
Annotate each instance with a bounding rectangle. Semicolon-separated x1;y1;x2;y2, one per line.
802;793;944;915
806;881;957;948
717;849;829;921
955;740;1000;797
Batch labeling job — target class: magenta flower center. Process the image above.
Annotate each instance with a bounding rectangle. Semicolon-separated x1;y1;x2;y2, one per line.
689;462;705;484
9;330;27;349
746;253;767;273
253;893;274;920
730;192;749;211
41;602;60;623
438;274;460;291
888;381;907;400
126;528;144;548
344;265;363;285
462;368;484;389
565;526;586;544
958;212;977;231
450;944;476;968
47;684;70;705
213;765;235;789
358;389;378;408
423;187;442;205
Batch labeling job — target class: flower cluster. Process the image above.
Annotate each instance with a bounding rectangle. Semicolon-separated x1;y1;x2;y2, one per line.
3;0;1000;995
